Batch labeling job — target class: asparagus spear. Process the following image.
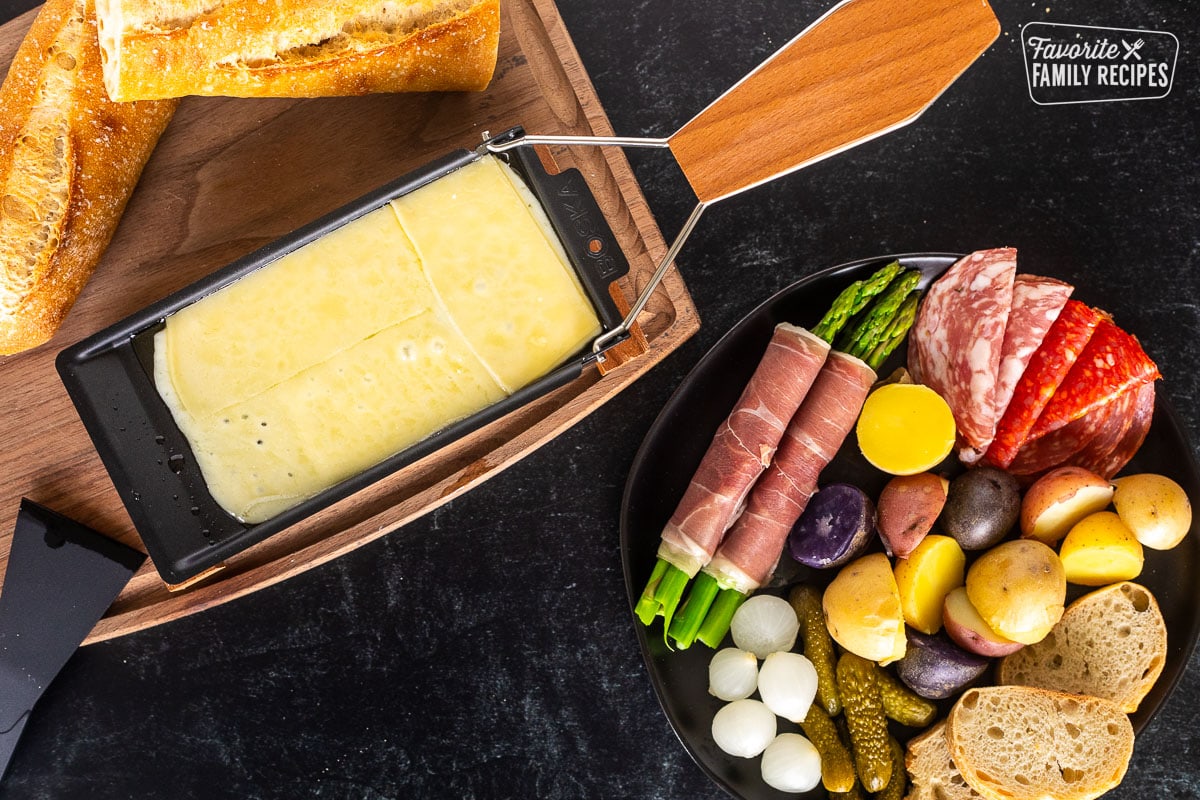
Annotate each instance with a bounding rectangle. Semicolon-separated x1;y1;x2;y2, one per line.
636;263;908;641
670;269;924;649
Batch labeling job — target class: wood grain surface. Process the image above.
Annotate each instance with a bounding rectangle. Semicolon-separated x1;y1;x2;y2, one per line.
0;0;699;642
668;0;1001;203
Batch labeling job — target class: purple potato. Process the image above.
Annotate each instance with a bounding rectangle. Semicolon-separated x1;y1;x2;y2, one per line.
896;629;990;700
788;484;875;569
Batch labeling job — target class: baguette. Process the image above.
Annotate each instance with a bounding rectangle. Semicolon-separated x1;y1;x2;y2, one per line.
0;0;176;354
94;0;502;101
903;720;983;800
998;581;1166;713
946;686;1134;800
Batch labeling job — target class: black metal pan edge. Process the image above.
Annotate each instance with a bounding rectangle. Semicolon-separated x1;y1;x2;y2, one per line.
54;127;620;584
619;253;1200;800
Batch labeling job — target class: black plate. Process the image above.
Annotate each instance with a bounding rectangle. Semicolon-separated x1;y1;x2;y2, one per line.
620;253;1200;800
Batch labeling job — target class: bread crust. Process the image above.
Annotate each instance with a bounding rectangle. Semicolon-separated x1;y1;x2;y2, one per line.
0;0;176;354
96;0;501;100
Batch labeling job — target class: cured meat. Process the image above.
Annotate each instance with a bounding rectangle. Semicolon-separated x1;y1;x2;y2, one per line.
1081;381;1156;478
908;248;1017;465
703;351;875;593
984;301;1105;469
657;323;831;576
1007;384;1137;477
1025;317;1160;440
993;274;1073;423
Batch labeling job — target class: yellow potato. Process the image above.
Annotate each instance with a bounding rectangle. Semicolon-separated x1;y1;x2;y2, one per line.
855;384;955;476
965;540;1065;645
893;534;965;634
1059;511;1144;586
1112;473;1193;550
822;553;905;664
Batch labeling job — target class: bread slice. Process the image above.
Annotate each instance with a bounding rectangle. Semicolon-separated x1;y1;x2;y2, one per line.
946;686;1133;800
903;719;983;800
0;0;176;353
998;581;1166;713
94;0;501;100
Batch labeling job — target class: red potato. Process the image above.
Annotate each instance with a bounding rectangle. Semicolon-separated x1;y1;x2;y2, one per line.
942;586;1024;657
877;473;950;557
1020;466;1115;545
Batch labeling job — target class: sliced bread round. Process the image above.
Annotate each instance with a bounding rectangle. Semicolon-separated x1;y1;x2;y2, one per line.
946;686;1134;800
903;719;984;800
998;581;1166;713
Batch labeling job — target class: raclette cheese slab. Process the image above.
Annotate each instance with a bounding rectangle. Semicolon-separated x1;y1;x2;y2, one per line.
155;155;602;524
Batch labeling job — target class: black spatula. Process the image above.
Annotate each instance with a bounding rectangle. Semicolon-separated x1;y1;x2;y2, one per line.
0;499;145;779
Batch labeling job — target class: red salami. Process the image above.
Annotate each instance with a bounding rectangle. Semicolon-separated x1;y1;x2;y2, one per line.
993;274;1073;427
909;248;1016;465
1079;380;1156;478
984;300;1105;469
1007;383;1137;477
1026;317;1160;440
704;351;875;593
657;323;830;577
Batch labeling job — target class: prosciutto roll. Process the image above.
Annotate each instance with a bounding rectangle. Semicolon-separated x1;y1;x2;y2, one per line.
704;351;876;593
908;248;1017;465
657;323;831;577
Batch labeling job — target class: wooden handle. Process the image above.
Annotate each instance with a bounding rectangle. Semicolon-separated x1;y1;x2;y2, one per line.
668;0;1000;203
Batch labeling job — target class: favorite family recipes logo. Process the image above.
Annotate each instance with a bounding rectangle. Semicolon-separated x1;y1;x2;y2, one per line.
1021;22;1178;105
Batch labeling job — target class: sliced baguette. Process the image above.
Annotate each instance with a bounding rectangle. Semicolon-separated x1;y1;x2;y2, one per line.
998;581;1166;713
94;0;501;100
0;0;176;354
903;719;984;800
946;686;1133;800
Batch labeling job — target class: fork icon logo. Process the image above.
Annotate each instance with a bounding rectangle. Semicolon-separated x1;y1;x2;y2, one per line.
1122;38;1145;60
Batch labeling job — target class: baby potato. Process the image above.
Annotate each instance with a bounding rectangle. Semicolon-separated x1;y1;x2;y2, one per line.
1059;511;1144;586
822;553;906;664
1020;466;1114;545
940;467;1021;550
965;540;1065;645
1112;473;1193;550
877;472;950;557
893;534;965;635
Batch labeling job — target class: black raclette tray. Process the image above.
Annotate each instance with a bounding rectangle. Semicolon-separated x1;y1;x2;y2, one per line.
56;127;631;585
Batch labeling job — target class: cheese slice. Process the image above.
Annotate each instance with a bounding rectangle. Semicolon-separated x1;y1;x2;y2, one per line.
155;155;602;523
391;157;601;392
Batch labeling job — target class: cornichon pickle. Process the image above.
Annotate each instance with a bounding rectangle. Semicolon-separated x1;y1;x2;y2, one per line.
829;781;864;800
874;666;936;727
876;735;907;800
799;704;856;793
837;652;892;793
789;584;840;715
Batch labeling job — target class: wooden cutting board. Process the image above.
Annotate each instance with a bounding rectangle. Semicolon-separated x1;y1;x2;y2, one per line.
0;0;699;643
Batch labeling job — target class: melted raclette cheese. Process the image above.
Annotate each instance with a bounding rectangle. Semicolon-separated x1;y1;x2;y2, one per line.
155;156;601;523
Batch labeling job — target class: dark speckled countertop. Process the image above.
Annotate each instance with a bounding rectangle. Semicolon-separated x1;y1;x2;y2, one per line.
1;0;1199;798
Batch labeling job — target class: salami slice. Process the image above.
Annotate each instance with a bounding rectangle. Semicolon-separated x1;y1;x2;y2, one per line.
703;351;875;593
1026;317;1160;441
984;300;1105;469
908;248;1016;465
657;323;831;577
1079;380;1156;478
993;274;1073;427
1007;383;1137;477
